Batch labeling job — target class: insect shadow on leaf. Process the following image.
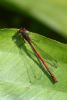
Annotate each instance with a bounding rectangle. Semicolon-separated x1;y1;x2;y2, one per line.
12;31;57;84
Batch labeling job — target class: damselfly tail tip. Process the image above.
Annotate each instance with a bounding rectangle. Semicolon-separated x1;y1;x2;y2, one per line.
51;74;58;83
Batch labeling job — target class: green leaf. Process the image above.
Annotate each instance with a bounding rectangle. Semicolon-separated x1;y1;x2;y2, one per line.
0;0;67;38
0;28;67;100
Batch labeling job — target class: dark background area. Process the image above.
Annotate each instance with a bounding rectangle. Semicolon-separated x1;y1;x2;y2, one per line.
0;6;67;43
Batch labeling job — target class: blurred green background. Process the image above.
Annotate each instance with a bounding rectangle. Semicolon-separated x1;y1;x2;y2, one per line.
0;0;67;43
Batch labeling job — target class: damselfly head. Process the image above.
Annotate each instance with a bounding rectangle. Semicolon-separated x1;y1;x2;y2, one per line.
18;28;29;34
18;28;31;42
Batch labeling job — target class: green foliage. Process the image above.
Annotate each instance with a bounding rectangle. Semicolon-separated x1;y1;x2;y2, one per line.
0;29;67;100
0;0;67;39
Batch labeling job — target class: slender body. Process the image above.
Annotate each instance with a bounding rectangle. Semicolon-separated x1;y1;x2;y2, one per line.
18;28;58;83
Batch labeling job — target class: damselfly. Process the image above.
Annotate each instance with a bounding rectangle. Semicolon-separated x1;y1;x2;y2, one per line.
18;28;58;83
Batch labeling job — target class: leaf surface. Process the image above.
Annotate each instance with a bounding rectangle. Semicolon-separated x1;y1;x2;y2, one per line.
0;29;67;100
